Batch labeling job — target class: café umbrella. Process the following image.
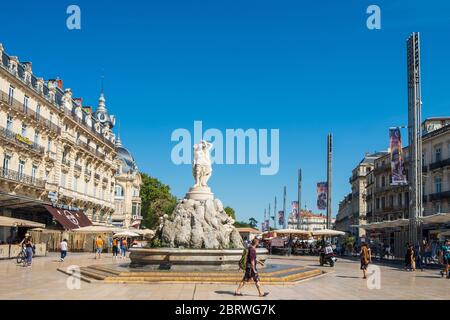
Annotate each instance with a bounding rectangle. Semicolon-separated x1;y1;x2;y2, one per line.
113;230;140;238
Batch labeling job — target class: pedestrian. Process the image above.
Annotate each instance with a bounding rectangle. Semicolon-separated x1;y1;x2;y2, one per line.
95;236;104;259
415;242;424;271
235;238;269;297
121;238;128;258
439;239;450;279
360;242;371;279
112;237;118;258
405;244;415;271
21;235;34;267
60;239;68;262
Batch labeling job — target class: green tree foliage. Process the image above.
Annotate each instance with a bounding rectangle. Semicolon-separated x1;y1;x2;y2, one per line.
224;206;236;220
248;217;258;228
234;220;251;228
140;173;177;229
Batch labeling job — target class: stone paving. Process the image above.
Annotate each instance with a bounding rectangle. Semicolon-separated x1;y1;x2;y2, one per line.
0;252;449;300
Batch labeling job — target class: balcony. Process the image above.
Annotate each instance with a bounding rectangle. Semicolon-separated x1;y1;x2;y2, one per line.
429;158;450;171
94;173;101;180
429;191;450;202
76;139;106;160
0;90;61;135
0;126;45;156
74;163;82;172
61;158;71;167
0;167;45;188
45;151;57;161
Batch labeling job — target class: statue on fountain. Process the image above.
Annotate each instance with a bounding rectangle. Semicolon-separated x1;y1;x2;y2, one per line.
156;141;243;249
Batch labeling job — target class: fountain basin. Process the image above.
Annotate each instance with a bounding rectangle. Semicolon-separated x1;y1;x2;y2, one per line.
129;247;268;271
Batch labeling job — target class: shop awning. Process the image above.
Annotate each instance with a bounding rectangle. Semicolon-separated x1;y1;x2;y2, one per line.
422;213;450;225
311;229;346;237
352;219;409;230
44;205;92;230
0;216;45;228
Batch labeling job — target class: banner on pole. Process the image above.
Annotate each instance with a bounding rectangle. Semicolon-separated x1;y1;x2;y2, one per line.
278;211;284;227
317;182;328;210
291;201;299;219
390;128;407;185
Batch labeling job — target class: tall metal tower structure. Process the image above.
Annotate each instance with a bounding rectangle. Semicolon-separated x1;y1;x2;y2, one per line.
407;32;423;245
283;186;287;229
274;196;277;229
326;134;333;229
297;169;302;230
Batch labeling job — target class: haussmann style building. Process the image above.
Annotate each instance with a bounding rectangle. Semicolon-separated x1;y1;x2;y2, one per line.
0;43;142;256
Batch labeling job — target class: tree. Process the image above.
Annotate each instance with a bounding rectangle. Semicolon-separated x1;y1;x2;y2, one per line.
248;217;258;229
234;220;251;228
140;173;177;230
224;206;236;220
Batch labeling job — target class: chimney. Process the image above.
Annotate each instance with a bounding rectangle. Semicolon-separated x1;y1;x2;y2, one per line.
57;79;63;89
83;106;92;114
0;43;4;55
74;98;83;107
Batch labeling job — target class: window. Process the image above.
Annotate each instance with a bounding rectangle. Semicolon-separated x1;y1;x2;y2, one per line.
49;112;53;124
381;176;386;187
73;176;78;192
36;104;41;120
3;154;11;171
6;115;13;131
47;138;52;152
84;181;88;195
376;198;380;210
34;131;39;145
61;172;66;188
381;197;386;209
31;165;37;183
18;160;25;180
23;96;29;113
8;86;14;105
21;123;27;137
435;177;442;193
132;187;139;197
435;147;442;162
115;185;124;197
398;194;402;207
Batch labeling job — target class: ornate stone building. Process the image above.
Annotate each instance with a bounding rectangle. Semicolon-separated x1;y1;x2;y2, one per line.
0;43;140;237
112;136;142;228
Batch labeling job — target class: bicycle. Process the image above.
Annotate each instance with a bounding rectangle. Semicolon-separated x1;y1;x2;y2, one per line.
16;247;27;265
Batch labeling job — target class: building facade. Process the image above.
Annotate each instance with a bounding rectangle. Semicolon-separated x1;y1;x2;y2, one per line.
337;118;450;255
335;152;388;238
112;137;142;228
288;210;334;232
0;43;141;242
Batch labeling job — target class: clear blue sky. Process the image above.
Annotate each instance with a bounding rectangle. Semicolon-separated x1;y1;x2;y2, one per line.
1;1;450;224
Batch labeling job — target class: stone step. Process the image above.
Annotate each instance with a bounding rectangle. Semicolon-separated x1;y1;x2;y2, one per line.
76;265;323;284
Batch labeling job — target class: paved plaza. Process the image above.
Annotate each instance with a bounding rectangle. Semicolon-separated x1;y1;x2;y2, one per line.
0;253;449;300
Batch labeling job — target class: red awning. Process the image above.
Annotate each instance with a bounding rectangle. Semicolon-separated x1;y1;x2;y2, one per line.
44;205;92;230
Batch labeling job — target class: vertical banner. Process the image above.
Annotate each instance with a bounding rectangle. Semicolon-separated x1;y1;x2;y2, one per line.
390;128;407;185
317;182;328;210
278;211;284;227
291;201;299;219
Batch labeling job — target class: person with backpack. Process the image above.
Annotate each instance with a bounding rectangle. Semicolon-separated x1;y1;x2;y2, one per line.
439;239;450;279
234;238;269;297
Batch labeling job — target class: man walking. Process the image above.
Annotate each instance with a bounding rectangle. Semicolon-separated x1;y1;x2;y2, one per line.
95;236;104;259
60;239;68;262
235;238;269;297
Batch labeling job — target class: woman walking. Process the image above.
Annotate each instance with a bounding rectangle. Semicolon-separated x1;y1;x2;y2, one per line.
360;242;371;279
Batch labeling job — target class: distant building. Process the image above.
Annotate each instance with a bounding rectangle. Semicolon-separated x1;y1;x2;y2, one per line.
335;152;389;238
288;210;335;231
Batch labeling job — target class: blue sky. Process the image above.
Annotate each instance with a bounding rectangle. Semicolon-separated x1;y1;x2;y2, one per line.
1;1;450;224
